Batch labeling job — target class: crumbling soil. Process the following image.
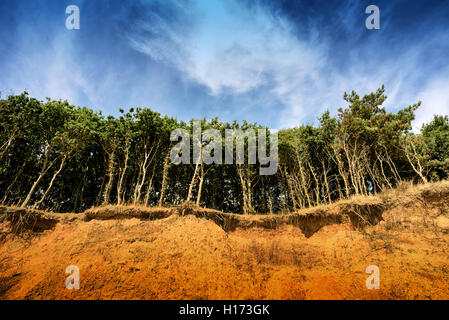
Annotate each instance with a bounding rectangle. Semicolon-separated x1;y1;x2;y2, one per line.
1;182;449;300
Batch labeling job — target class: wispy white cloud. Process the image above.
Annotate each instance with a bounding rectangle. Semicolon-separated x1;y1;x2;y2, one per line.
128;0;330;126
413;73;449;131
127;0;449;128
2;0;448;128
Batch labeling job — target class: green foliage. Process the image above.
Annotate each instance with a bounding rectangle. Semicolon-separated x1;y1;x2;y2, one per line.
421;115;449;179
0;88;447;213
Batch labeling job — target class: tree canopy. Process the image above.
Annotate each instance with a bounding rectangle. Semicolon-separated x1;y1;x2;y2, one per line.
0;88;446;213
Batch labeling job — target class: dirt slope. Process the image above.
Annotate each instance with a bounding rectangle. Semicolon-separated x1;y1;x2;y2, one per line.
1;181;449;299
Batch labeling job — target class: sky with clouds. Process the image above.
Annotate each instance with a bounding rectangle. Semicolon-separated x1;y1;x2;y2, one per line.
0;0;448;130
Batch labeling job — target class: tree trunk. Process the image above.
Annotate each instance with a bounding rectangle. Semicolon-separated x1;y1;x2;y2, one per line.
308;160;320;205
96;171;107;207
403;138;428;184
102;151;116;205
268;191;273;214
1;155;28;205
144;168;156;207
134;141;160;204
196;162;204;205
321;160;332;203
245;165;254;212
158;150;171;207
282;167;297;210
133;148;148;204
334;148;350;198
297;155;311;208
34;154;68;208
117;146;130;205
0;130;18;162
237;164;248;214
20;145;58;208
187;153;201;202
260;181;267;213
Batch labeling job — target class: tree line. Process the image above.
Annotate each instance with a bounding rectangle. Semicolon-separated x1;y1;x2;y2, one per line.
1;86;448;213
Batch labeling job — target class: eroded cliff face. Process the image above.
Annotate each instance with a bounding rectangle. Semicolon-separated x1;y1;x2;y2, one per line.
1;181;449;300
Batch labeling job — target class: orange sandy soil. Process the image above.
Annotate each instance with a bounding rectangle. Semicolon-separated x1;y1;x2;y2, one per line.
1;185;449;300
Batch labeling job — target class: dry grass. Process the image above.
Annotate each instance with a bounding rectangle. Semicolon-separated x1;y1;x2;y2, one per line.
83;205;173;221
0;206;58;239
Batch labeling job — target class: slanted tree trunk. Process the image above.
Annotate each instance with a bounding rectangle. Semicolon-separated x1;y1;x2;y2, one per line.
144;168;156;206
333;146;350;198
376;150;393;190
267;191;273;214
187;146;202;203
96;171;107;207
321;159;332;203
133;147;148;204
0;129;18;162
282;167;297;211
237;164;248;214
102;151;116;205
343;143;359;195
34;154;68;209
117;145;130;205
1;155;28;205
134;141;159;204
260;181;267;213
383;145;401;184
158;150;172;207
196;162;205;205
245;165;254;212
296;153;311;208
133;156;144;203
401;136;428;184
404;149;428;183
236;163;255;213
308;160;320;205
74;164;88;212
21;144;59;208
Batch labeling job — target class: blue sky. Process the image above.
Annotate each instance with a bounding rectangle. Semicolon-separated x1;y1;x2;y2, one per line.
0;0;448;130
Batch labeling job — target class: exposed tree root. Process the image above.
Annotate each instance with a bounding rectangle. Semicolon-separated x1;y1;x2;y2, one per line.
2;181;448;238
